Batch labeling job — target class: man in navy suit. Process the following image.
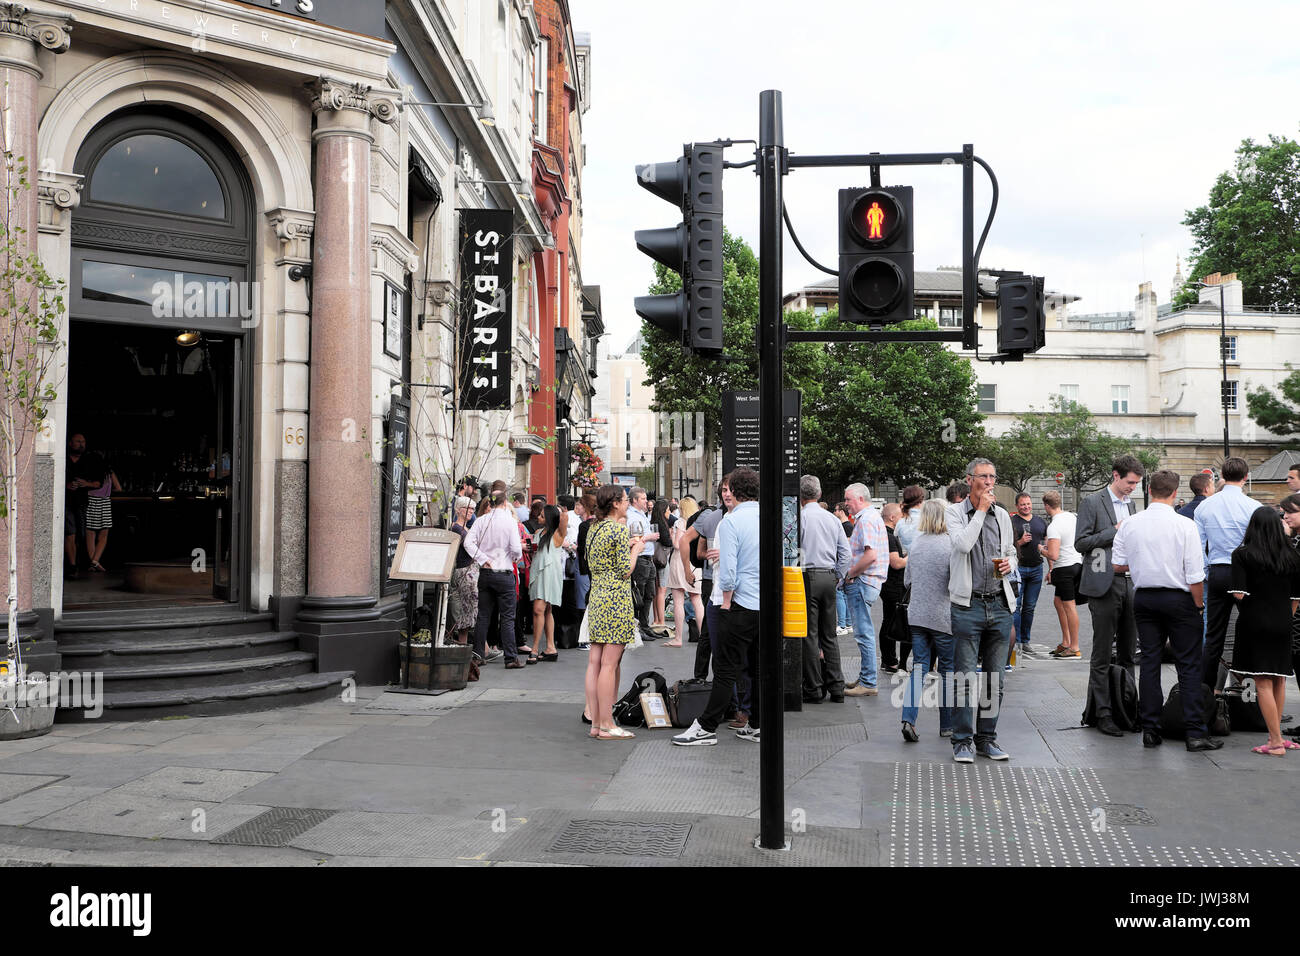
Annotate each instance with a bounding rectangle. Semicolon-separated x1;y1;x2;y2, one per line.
1076;455;1144;737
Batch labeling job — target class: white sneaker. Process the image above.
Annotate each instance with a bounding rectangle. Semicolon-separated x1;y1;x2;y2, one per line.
735;724;761;742
837;626;853;636
671;720;717;747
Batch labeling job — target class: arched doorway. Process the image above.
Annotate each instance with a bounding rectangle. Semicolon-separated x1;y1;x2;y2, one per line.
64;108;253;610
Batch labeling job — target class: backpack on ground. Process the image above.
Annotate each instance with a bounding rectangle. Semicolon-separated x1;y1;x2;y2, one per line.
668;678;713;728
610;669;668;728
1161;683;1229;738
1081;664;1139;731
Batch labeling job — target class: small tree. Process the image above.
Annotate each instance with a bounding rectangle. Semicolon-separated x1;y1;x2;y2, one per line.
0;94;66;664
1246;364;1300;443
981;416;1062;495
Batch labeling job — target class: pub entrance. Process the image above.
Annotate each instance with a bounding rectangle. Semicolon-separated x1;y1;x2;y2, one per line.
62;322;242;610
63;108;254;613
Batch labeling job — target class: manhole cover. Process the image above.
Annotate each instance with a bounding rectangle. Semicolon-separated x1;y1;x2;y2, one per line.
212;807;336;847
547;820;691;857
1099;804;1157;826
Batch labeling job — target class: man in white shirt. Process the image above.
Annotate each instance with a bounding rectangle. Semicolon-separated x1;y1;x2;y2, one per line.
1113;469;1222;753
464;489;525;668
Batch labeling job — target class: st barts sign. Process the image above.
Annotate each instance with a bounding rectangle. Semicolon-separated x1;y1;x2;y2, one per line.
457;209;513;410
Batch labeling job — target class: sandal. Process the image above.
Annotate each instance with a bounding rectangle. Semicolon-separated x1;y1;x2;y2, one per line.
1252;744;1285;757
597;726;635;740
89;561;106;573
663;640;682;647
1279;740;1300;750
540;652;559;662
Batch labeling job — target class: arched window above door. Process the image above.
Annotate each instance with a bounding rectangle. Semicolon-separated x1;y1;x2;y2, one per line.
88;133;226;219
73;109;250;261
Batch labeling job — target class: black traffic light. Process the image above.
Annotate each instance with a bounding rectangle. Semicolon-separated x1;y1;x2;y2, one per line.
838;186;913;325
996;274;1046;355
634;143;723;356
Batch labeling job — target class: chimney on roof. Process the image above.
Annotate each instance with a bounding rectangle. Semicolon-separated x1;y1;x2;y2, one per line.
1199;272;1244;311
1134;281;1156;331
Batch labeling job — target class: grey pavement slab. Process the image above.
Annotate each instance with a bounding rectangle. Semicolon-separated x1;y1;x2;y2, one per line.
31;791;268;841
235;757;617;817
0;735;63;758
287;809;523;859
116;766;274;802
0;784;109;826
0;772;62;801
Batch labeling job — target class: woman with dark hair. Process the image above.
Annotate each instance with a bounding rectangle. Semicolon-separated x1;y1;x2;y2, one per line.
1283;494;1300;702
1228;506;1300;756
583;485;643;739
650;497;674;634
896;485;925;553
575;492;598;615
528;504;568;662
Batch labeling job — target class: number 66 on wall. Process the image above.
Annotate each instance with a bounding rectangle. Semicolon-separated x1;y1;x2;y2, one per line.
284;426;305;446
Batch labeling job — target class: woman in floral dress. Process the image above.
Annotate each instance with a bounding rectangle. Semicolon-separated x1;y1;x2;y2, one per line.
583;484;644;740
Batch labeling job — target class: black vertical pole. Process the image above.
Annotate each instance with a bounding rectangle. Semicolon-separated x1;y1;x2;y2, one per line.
757;89;786;850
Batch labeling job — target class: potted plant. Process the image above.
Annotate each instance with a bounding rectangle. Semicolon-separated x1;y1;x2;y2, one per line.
398;627;474;691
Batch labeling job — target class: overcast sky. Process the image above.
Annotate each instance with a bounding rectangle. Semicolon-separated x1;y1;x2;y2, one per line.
568;0;1300;353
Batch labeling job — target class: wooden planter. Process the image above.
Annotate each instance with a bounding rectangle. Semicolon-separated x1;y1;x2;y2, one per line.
399;642;474;691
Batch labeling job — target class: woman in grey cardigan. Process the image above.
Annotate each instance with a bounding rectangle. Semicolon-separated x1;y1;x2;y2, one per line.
899;499;955;741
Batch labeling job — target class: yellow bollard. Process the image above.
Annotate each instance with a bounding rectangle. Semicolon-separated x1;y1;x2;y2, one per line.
782;566;807;638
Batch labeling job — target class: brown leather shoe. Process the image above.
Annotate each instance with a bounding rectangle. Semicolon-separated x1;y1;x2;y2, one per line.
504;659;526;669
728;712;749;728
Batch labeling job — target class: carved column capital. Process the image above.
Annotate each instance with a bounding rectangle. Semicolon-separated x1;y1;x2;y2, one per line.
0;4;73;76
306;76;400;141
266;206;315;265
36;167;81;234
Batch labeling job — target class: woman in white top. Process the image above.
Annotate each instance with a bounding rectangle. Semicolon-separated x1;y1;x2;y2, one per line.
1040;490;1083;658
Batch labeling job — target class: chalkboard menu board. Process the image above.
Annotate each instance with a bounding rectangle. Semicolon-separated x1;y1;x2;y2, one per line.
382;398;410;592
722;390;800;495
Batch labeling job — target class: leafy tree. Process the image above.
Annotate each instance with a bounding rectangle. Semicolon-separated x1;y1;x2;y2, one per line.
980;416;1061;495
639;230;825;487
1020;397;1128;501
1177;132;1300;310
798;313;986;493
1246;364;1300;442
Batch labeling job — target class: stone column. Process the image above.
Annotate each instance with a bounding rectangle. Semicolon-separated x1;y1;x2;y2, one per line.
0;5;71;652
294;78;400;682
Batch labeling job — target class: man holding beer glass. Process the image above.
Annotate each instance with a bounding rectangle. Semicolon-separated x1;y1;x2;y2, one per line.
946;458;1018;763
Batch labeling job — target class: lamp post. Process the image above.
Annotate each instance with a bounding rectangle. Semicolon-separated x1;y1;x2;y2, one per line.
1193;281;1231;460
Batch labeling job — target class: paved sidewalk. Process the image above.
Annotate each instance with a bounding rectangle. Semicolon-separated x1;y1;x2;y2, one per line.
1;600;1297;867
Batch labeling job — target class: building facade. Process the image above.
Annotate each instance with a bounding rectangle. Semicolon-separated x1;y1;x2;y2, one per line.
0;0;596;712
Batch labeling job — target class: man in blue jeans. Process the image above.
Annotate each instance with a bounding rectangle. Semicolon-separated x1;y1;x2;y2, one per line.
843;482;889;697
948;458;1018;762
1010;492;1047;652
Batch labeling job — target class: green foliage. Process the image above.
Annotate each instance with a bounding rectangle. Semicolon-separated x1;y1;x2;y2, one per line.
640;230;986;494
799;312;985;493
1182;132;1300;310
1016;397;1162;498
639;229;760;456
1246;364;1300;442
980;417;1061;495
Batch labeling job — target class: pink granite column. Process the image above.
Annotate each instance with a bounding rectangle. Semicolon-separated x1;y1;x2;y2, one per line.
297;79;398;628
0;8;72;645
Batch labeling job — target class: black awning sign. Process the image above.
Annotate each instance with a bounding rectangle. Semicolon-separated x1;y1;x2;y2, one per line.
458;209;514;411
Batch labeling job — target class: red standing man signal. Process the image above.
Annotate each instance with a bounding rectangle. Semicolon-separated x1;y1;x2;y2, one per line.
865;200;886;240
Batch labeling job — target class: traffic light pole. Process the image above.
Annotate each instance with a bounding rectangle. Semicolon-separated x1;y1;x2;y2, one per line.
757;90;787;852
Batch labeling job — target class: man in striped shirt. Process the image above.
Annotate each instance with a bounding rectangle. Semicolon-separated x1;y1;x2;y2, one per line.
843;482;889;696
